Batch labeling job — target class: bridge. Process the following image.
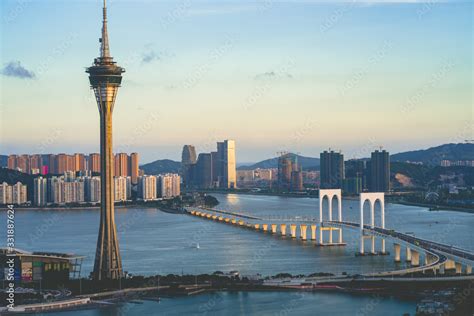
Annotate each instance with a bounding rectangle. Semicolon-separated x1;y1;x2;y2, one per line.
186;189;474;277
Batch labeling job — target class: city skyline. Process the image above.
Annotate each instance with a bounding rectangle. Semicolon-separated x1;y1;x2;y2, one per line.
1;1;472;163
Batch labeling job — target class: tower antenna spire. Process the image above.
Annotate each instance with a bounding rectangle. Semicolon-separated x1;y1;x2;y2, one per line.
101;0;110;58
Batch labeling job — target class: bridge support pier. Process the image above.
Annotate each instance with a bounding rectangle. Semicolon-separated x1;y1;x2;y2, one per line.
394;243;401;262
280;224;287;236
445;259;456;270
370;236;376;254
438;264;445;275
455;262;462;274
254;224;260;230
359;235;365;254
335;228;342;244
406;247;412;262
411;250;420;266
262;224;268;232
328;228;333;244
311;225;317;241
466;265;472;274
300;225;307;241
271;224;277;234
424;254;437;266
290;224;297;238
320;226;324;245
381;239;386;254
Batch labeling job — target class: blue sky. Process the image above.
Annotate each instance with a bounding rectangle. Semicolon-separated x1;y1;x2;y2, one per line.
1;0;472;163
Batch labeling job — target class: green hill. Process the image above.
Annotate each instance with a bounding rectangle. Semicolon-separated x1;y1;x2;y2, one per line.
238;154;319;170
140;159;181;175
391;143;473;166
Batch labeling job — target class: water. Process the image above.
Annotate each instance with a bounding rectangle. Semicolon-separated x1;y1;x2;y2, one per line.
44;292;415;316
2;193;473;315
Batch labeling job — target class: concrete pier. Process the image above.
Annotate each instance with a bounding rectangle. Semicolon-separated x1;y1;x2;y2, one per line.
455;262;462;274
425;253;437;265
290;224;297;238
438;264;445;275
271;224;277;234
254;224;260;230
359;235;365;254
300;225;307;241
411;250;420;266
445;259;456;270
394;243;401;262
262;224;268;232
371;236;376;254
310;225;317;241
280;224;287;236
467;265;472;274
406;247;412;262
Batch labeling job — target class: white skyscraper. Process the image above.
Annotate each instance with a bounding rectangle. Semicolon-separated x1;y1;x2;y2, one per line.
12;182;27;205
114;176;129;202
34;177;48;206
139;175;157;201
217;140;236;189
158;174;181;198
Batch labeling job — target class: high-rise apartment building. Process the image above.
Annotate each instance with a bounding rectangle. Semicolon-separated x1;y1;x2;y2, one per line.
56;154;68;174
0;182;13;205
34;177;48;206
320;150;345;189
85;176;101;203
11;182;27;205
114;153;129;177
7;155;18;170
138;175;157;201
89;153;101;173
114;176;130;202
74;153;86;172
130;153;139;185
158;174;180;198
369;150;390;192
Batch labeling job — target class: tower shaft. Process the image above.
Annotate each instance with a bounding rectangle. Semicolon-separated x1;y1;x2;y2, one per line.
93;86;122;280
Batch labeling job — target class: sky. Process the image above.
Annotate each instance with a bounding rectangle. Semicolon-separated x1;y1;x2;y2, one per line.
1;0;472;164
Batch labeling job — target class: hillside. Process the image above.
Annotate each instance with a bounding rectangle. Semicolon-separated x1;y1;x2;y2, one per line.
391;162;474;189
238;154;319;171
0;168;34;201
0;155;7;168
140;159;181;175
392;143;473;166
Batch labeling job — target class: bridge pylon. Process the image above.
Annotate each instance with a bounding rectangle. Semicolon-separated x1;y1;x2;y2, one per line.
319;189;343;246
359;192;386;255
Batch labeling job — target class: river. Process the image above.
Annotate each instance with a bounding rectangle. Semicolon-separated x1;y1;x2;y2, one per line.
3;193;473;315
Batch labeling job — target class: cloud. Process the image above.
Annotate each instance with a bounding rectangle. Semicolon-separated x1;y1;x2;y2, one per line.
255;71;293;80
141;50;161;64
1;61;36;79
141;46;175;65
